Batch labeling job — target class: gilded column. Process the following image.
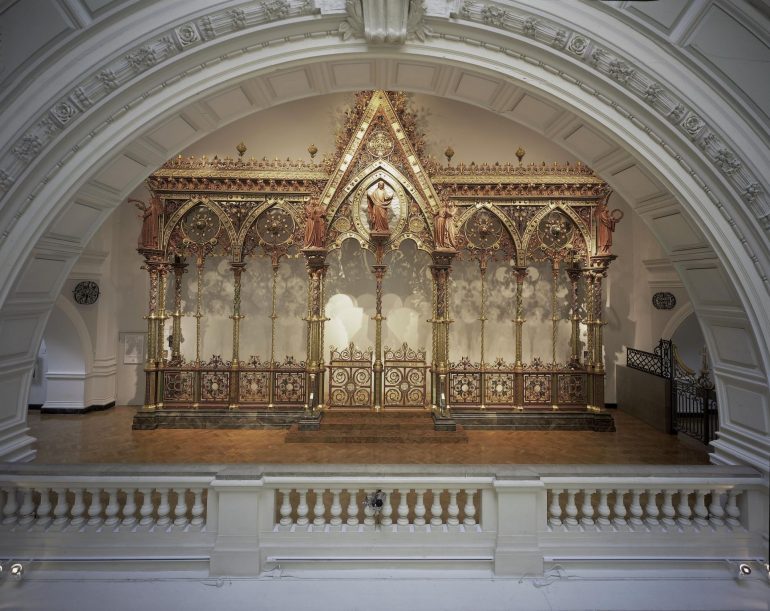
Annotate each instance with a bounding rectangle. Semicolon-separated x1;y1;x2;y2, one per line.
268;257;279;409
170;257;187;363
478;256;488;409
371;263;387;411
192;257;205;407
430;250;456;418
550;259;560;368
512;267;527;371
302;248;328;415
566;260;582;368
229;261;245;409
155;262;169;408
140;254;161;410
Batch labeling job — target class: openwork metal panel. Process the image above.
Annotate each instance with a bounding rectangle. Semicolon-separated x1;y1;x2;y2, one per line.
383;343;427;408
523;374;551;404
449;358;482;406
201;370;230;403
484;371;516;405
557;373;586;404
274;370;305;404
239;370;270;403
328;343;373;407
163;371;194;402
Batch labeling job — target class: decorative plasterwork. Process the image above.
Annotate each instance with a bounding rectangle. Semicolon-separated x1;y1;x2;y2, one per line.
452;1;768;232
340;0;432;43
0;0;766;290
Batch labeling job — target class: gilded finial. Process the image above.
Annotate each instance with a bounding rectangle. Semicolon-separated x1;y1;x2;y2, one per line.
236;142;247;158
308;144;318;159
515;146;526;163
444;146;455;164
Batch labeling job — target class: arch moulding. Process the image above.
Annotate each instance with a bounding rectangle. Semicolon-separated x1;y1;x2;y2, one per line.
0;1;767;471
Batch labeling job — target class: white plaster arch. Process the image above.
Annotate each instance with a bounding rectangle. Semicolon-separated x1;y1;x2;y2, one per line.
0;1;768;470
662;302;696;342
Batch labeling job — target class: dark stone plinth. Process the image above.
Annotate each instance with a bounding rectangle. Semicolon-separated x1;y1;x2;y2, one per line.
432;412;457;432
132;408;306;430
297;411;324;431
452;409;615;432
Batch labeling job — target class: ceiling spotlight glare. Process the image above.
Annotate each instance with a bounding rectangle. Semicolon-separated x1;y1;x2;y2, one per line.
9;563;23;580
738;563;752;578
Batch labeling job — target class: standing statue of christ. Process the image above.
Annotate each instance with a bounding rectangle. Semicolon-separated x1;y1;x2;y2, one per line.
367;180;393;233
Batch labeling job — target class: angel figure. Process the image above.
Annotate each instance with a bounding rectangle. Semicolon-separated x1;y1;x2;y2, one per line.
433;201;459;250
367;180;393;233
131;196;163;249
303;200;326;248
594;197;624;254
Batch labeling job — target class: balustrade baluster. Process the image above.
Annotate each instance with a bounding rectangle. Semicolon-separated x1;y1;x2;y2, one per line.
70;489;86;527
296;489;309;526
661;490;676;528
104;488;120;527
693;489;708;528
580;489;595;527
157;489;171;527
190;489;205;527
122;488;138;527
380;490;393;527
279;489;293;526
330;489;342;526
596;489;611;527
707;489;725;528
86;488;103;527
346;490;359;526
35;488;52;528
173;488;189;528
396;489;409;526
17;488;35;526
139;488;154;527
612;489;628;528
548;489;563;528
564;490;579;527
447;489;460;526
414;490;426;526
628;490;644;527
313;489;326;527
676;489;693;528
463;489;477;527
363;501;375;527
52;488;69;527
430;489;443;526
725;489;741;528
644;489;660;527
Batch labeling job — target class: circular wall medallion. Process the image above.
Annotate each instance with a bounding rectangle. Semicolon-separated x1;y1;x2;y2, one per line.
652;292;676;310
73;280;100;305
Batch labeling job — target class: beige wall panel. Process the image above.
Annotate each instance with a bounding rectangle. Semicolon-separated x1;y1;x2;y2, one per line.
453;72;500;105
146;116;198;151
710;324;760;370
680;265;738;308
723;382;769;434
14;257;69;299
627;0;691;31
266;69;313;99
688;5;770;117
206;87;253;120
92;154;148;192
563;125;616;163
649;212;704;252
47;201;103;244
330;62;373;88
611;165;662;203
394;62;438;90
0;315;42;361
507;94;561;131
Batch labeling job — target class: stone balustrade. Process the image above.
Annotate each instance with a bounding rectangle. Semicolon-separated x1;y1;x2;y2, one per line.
0;465;765;575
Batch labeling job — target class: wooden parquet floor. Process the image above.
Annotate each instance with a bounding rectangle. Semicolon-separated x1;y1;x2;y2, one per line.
26;406;710;465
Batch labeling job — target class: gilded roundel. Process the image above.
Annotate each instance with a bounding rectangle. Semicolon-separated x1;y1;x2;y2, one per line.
365;130;394;158
256;207;295;246
537;209;575;250
464;209;503;250
182;205;220;244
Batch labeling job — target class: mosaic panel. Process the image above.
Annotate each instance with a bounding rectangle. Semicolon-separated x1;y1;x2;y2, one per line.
523;374;551;404
557;374;586;404
201;370;230;402
485;372;516;405
163;371;193;402
239;370;270;403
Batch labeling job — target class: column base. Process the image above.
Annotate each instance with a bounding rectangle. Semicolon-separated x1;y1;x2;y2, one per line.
432;412;457;432
298;410;324;431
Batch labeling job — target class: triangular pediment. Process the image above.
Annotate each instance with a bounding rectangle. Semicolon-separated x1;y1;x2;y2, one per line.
319;91;439;219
